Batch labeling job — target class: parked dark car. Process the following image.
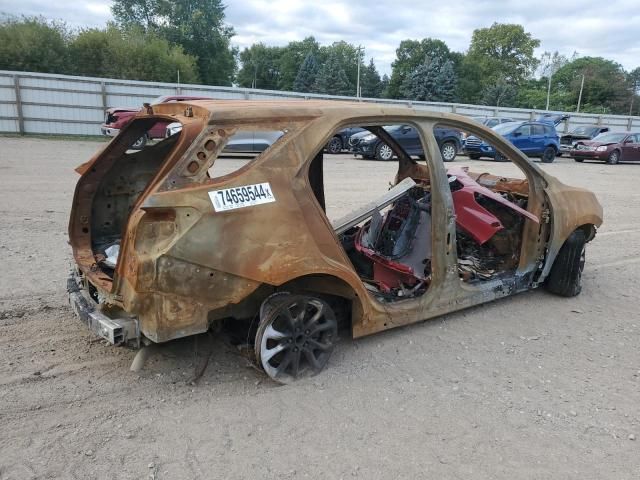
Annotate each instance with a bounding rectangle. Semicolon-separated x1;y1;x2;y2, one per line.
349;124;462;161
325;127;365;154
464;121;560;162
559;125;610;155
571;132;640;164
101;95;212;148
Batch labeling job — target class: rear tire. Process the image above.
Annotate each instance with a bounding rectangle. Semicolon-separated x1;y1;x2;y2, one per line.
541;146;556;163
545;229;586;297
375;143;394;161
606;150;620;165
574;157;584;163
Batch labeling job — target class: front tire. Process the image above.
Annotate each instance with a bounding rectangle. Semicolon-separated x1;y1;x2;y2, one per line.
326;136;342;154
468;154;481;160
541;146;556;163
574;157;584;163
545;229;586;297
440;141;457;162
607;150;620;165
375;143;394;161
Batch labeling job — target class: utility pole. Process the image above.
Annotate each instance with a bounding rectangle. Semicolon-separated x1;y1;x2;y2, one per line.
576;74;585;113
356;45;363;98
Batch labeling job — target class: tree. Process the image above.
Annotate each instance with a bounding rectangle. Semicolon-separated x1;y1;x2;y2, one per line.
380;74;390;98
467;23;540;83
0;16;69;73
278;36;320;91
68;25;199;83
318;41;362;95
481;77;516;107
629;67;640;115
401;54;456;102
236;43;283;89
111;0;236;85
388;38;453;98
463;23;540;103
313;51;352;96
552;57;629;113
292;52;320;93
360;58;383;98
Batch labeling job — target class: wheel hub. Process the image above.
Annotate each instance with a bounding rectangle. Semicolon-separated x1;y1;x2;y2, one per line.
256;295;337;383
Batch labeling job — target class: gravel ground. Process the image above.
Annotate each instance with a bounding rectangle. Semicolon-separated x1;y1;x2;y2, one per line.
0;137;639;480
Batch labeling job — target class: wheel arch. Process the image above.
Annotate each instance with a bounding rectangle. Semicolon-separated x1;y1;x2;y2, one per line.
540;222;598;282
277;273;364;333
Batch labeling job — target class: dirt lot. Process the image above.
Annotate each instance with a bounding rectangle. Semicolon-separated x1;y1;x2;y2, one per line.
1;137;639;480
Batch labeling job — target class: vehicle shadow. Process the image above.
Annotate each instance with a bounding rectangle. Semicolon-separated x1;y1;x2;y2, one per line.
131;288;551;388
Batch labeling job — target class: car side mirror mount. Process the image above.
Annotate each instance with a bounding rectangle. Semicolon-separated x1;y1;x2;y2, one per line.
512;131;521;137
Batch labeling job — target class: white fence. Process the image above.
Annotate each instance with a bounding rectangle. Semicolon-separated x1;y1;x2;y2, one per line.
1;69;638;136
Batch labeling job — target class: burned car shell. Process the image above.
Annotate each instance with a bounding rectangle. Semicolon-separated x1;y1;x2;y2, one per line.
69;101;602;344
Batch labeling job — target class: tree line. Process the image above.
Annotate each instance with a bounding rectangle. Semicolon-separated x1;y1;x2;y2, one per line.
1;0;638;115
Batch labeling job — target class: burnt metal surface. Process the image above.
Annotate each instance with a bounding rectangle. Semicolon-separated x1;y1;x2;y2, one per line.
68;100;603;343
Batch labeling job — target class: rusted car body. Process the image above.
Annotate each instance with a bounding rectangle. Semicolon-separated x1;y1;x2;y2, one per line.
68;100;602;382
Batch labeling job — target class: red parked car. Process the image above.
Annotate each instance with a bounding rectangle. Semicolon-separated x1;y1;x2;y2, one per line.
571;131;640;164
101;95;212;148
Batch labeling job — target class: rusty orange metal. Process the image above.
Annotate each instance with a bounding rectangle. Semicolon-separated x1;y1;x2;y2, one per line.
68;100;603;344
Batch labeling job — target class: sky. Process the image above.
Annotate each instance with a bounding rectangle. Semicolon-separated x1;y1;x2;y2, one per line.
1;0;639;75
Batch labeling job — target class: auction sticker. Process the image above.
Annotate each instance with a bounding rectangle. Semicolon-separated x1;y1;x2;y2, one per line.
208;182;276;212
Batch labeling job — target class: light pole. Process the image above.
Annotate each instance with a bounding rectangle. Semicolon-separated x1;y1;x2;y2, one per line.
356;45;363;98
576;74;585;113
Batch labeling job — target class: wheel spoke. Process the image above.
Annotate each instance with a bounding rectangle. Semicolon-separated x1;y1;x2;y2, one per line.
302;348;323;371
306;338;333;352
309;321;335;337
275;350;294;376
264;324;289;341
282;307;297;328
262;342;288;363
290;349;301;378
304;304;324;329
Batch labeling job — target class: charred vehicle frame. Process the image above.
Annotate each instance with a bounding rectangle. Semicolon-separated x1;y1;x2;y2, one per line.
68;100;603;383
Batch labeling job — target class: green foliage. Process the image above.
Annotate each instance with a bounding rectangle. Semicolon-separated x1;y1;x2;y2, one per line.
236;43;284;89
401;54;456;102
313;50;353;96
318;41;362;90
380;74;390;98
462;23;540;104
467;23;540;83
360;58;383;98
0;16;69;73
552;57;629;113
387;38;452;99
111;0;237;85
68;25;199;83
278;37;320;91
481;78;516;107
293;52;320;93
